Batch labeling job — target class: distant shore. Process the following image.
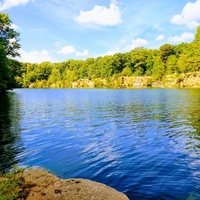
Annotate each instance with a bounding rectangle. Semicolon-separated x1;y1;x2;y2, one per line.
26;72;200;89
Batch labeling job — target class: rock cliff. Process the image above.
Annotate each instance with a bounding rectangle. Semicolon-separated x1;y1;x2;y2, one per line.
71;72;200;89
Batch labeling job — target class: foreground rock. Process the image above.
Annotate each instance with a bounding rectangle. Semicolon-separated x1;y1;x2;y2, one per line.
22;169;129;200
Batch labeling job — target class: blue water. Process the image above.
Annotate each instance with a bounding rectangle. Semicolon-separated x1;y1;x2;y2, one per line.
0;88;200;199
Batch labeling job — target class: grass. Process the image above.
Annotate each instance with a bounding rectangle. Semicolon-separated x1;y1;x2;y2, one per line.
0;166;35;200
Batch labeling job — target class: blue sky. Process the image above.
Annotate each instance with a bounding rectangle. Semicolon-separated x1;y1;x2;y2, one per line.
1;0;200;63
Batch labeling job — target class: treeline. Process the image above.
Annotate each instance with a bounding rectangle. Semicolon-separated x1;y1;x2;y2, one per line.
17;26;200;88
1;12;200;90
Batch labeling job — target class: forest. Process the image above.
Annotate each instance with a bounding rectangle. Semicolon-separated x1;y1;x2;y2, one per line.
1;13;200;91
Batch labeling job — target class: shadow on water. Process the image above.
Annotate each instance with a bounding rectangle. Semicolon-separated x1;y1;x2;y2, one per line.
0;91;24;173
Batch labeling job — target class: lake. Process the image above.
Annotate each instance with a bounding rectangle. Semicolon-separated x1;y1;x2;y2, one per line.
0;88;200;199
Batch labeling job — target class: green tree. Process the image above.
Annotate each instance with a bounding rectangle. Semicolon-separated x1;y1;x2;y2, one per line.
194;25;200;42
36;62;52;80
159;44;175;63
121;66;132;76
0;42;8;90
112;53;126;74
166;55;179;74
0;13;20;91
127;48;150;76
174;42;189;56
152;56;165;79
0;13;20;57
177;27;200;73
98;56;115;78
145;49;158;75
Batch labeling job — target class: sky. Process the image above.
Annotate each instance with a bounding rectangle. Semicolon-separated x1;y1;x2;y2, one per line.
0;0;200;63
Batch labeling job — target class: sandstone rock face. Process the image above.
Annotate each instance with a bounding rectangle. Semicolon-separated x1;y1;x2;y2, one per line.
70;72;200;89
22;169;129;200
164;72;200;88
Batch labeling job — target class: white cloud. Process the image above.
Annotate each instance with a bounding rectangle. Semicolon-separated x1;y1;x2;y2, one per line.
17;49;57;63
74;0;122;26
105;50;118;56
123;38;148;51
76;50;89;57
168;32;194;43
54;42;61;48
0;0;32;11
57;45;89;57
171;0;200;29
155;34;165;41
57;46;76;55
11;23;20;30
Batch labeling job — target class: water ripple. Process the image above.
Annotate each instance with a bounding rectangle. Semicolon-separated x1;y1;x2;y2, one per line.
1;89;200;199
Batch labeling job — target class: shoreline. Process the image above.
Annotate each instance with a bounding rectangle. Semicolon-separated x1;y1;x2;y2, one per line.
25;72;200;89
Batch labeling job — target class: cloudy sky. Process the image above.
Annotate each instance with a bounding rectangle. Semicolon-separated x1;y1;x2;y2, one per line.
1;0;200;63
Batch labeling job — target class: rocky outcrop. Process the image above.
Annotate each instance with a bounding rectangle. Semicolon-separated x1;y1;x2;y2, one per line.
164;72;200;88
70;72;200;89
28;71;200;89
22;169;129;200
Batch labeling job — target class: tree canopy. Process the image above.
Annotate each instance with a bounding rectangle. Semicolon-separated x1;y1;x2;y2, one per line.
0;13;21;91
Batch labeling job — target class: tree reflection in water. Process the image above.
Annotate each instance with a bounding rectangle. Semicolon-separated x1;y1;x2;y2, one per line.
0;91;24;173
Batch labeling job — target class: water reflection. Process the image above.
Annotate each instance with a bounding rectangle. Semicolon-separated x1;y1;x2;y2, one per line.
188;90;200;136
0;92;23;173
